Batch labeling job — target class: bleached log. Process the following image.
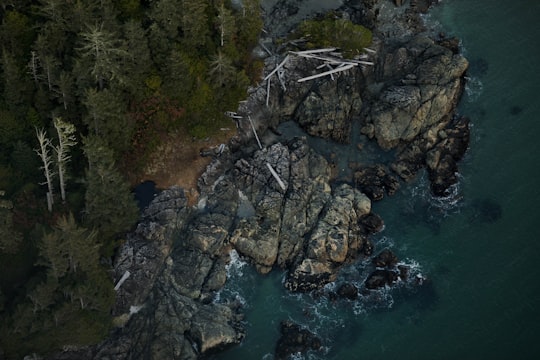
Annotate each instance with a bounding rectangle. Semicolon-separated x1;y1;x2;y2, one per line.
259;41;273;56
363;47;377;54
291;48;337;55
248;115;263;150
266;76;271;107
277;69;287;91
357;60;375;66
263;54;290;81
266;163;287;191
225;111;243;119
114;270;131;291
326;64;335;80
297;63;355;82
295;53;344;64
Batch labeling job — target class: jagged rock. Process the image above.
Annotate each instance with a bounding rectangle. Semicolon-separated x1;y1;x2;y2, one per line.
368;36;468;150
365;269;399;289
285;184;372;291
372;249;399;268
275;321;322;360
360;213;384;235
427;116;470;196
354;164;400;200
113;187;191;316
277;138;332;267
230;217;280;274
229;137;333;272
337;283;359;300
294;71;363;143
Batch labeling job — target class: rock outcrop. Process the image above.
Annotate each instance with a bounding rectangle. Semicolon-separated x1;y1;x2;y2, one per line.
365;36;468;150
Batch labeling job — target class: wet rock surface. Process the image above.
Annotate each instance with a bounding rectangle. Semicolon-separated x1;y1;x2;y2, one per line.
275;320;323;360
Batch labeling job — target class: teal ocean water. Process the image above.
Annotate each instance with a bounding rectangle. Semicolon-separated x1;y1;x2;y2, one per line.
214;1;540;359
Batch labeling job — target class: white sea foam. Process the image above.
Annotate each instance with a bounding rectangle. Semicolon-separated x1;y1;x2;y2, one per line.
464;76;484;102
226;249;248;278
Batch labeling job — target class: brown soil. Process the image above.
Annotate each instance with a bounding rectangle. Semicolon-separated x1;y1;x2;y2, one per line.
128;127;237;206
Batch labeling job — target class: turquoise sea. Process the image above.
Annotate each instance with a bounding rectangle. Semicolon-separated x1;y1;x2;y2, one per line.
214;1;540;359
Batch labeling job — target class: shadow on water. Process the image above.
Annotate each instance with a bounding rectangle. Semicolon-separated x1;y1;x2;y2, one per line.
509;105;523;116
468;57;489;77
133;180;160;211
467;197;503;224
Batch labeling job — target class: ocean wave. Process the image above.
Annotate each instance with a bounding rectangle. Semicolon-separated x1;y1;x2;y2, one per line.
464;75;484;102
226;249;249;278
409;172;464;217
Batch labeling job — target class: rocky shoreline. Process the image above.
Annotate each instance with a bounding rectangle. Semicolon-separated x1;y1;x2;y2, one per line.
51;1;470;359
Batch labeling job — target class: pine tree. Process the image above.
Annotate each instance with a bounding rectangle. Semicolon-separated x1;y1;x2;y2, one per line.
82;87;133;154
77;23;128;89
236;0;263;49
181;0;209;49
215;0;236;48
36;213;100;279
122;19;152;98
208;51;236;87
0;192;23;254
83;136;138;251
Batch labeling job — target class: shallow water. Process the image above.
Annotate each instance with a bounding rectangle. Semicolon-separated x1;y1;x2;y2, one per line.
213;1;540;359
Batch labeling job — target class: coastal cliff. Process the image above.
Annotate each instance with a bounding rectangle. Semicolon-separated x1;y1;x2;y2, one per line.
52;1;470;359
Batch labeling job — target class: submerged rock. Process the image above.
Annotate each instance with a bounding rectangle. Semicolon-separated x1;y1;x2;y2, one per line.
275;320;322;360
337;283;359;300
365;269;400;289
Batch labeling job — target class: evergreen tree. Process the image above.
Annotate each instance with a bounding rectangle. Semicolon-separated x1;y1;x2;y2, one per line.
82;87;133;155
0;193;23;254
77;23;128;89
215;0;236;48
181;0;209;49
11;140;41;181
208;51;236;87
122;19;152;98
1;50;32;112
236;0;263;50
83;136;138;252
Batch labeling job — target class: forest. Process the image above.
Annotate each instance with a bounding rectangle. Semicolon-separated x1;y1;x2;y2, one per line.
0;0;262;357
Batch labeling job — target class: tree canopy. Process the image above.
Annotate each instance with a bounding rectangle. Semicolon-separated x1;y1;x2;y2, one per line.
0;0;263;357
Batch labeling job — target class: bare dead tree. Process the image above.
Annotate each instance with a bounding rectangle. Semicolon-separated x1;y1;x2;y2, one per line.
35;127;55;211
53;117;77;203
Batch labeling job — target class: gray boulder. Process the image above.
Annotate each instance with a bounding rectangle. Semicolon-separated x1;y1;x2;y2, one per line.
367;36;468;150
285;184;372;291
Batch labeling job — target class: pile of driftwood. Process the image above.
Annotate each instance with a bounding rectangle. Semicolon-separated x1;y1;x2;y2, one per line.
262;47;375;106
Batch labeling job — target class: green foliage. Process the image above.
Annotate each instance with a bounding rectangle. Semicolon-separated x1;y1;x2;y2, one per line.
0;214;114;358
11;141;41;183
83;88;134;155
295;15;373;58
0;198;23;254
83;136;138;254
0;108;27;147
0;0;265;356
0;10;35;60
